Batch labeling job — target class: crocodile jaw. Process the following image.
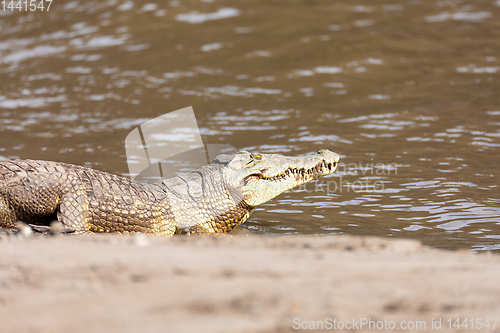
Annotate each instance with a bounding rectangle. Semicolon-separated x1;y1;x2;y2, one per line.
222;149;340;207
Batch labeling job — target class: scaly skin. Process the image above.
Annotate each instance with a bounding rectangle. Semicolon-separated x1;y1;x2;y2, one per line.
0;150;340;235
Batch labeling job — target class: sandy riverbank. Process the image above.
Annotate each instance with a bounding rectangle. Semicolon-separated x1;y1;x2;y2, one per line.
0;233;499;333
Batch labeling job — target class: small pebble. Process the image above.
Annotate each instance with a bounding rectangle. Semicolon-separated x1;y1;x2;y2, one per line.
49;221;64;236
17;222;33;239
131;233;151;247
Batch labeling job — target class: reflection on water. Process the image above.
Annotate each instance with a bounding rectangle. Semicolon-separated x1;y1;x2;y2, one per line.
0;0;499;251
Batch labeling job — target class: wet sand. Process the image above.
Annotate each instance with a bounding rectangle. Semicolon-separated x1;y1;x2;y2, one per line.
1;234;499;333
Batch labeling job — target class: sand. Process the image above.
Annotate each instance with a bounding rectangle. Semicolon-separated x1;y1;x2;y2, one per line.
0;233;499;333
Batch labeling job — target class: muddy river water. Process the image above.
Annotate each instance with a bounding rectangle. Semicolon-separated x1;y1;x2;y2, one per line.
0;0;499;251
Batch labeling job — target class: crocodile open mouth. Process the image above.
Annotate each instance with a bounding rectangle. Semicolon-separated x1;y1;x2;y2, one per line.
244;159;337;185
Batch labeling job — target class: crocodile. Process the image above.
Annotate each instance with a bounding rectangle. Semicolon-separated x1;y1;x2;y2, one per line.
0;149;340;236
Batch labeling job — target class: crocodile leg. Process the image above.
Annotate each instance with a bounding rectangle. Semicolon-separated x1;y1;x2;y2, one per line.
0;194;16;229
56;174;90;233
0;173;90;233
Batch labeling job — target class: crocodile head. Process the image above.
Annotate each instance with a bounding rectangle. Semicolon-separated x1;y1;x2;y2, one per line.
218;149;340;207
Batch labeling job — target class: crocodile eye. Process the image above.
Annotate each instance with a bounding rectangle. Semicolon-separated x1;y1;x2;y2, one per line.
254;154;262;161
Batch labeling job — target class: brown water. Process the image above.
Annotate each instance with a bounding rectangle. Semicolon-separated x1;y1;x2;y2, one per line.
0;0;499;251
